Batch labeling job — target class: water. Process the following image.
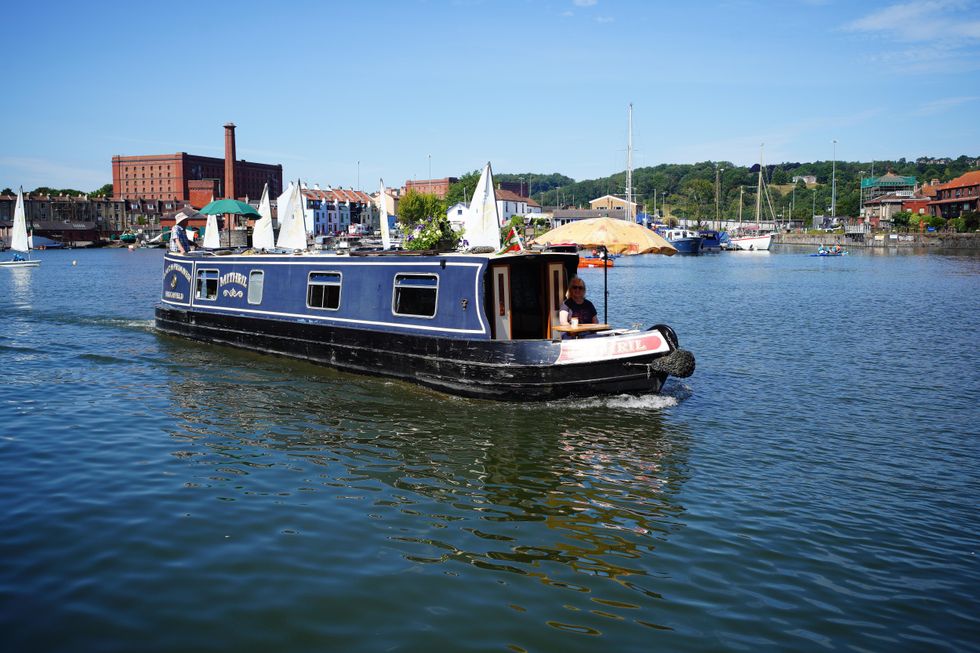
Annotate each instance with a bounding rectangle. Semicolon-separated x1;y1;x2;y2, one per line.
1;247;978;652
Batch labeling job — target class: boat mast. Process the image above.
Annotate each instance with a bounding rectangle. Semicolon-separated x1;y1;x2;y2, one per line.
755;144;763;228
739;186;744;226
626;103;633;223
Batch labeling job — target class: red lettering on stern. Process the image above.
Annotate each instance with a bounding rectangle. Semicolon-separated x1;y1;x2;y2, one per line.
556;332;667;365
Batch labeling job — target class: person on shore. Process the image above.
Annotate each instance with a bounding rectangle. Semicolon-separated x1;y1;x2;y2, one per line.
559;276;599;328
170;213;194;254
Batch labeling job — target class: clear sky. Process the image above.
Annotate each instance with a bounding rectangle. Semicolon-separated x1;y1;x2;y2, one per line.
2;0;978;192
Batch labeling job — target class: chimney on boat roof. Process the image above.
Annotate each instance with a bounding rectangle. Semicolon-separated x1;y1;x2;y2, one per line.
224;122;236;200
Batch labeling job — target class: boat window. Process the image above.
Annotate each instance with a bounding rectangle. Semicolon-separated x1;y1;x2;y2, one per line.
195;269;219;301
392;273;438;318
307;271;342;310
248;270;264;305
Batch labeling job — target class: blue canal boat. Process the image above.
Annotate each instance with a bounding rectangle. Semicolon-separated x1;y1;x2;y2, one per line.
155;249;695;400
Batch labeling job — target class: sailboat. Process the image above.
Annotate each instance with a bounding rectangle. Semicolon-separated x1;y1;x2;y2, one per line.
379;179;391;250
252;183;276;250
275;181;309;251
461;162;502;250
1;187;41;268
729;145;775;251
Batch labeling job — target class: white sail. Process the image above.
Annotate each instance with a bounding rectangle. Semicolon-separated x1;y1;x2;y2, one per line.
300;185;314;235
203;214;221;248
276;182;308;250
379;179;391;250
276;181;295;231
252;183;275;250
11;188;30;252
12;189;28;252
463;162;501;250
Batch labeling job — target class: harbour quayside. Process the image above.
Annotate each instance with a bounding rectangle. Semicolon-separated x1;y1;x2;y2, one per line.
155;165;695;401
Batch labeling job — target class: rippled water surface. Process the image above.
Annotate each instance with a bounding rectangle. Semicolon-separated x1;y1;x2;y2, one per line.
1;247;978;652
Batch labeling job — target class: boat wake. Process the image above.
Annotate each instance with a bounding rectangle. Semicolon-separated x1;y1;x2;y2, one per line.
576;382;692;410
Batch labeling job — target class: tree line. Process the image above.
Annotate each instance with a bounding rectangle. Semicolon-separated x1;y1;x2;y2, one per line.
520;155;978;223
1;184;113;197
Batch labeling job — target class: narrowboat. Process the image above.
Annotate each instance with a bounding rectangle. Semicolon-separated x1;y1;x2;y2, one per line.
155;249;695;400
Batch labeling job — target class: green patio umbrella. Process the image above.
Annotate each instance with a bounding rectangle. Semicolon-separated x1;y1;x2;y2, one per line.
199;199;261;218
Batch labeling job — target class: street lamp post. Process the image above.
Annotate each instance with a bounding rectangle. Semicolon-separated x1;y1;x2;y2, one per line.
858;170;866;220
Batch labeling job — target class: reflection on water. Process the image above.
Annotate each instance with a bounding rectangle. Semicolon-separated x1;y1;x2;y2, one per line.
160;337;691;640
3;249;978;653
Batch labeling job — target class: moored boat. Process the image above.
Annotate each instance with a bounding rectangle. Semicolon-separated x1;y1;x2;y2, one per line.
729;146;776;252
698;230;723;253
155;248;694;400
661;228;702;255
729;232;772;251
577;256;614;268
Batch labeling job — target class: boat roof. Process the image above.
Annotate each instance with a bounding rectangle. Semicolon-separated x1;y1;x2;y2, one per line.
174;249;577;262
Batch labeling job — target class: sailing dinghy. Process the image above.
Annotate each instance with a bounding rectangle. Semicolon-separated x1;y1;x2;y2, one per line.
1;188;41;268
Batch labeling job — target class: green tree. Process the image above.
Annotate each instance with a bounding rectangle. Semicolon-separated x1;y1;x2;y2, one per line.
892;211;912;228
678;178;714;226
960;211;980;232
91;183;113;198
444;170;482;208
397;190;445;227
397;190;460;251
1;188;12;195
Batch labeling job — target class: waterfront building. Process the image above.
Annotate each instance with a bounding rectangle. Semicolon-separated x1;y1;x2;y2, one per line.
405;177;458;199
860;171;916;216
495;188;541;225
0;192;194;244
111;124;283;207
928;170;980;219
373;187;403;218
445;190;541;230
588;194;639;217
302;186;376;236
863;192;932;227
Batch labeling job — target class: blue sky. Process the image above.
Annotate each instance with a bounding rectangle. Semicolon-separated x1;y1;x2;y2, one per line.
2;0;978;191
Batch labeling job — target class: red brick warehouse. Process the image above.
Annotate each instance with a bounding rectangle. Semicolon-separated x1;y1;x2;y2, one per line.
111;123;283;208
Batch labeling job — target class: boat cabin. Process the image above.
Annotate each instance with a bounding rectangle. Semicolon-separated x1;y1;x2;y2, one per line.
161;250;580;342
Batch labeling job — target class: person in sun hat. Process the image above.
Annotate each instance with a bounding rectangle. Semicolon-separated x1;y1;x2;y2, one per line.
170;212;194;254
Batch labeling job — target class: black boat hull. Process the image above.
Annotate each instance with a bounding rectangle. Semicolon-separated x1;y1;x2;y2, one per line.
155;306;688;401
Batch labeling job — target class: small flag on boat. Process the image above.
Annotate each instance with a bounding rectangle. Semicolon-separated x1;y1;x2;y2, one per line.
498;226;524;254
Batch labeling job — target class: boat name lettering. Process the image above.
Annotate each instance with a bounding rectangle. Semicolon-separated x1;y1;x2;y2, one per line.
219;272;248;288
164;291;185;300
165;263;192;283
556;332;666;365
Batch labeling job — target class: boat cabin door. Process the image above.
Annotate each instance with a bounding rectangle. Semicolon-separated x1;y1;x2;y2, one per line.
546;262;566;338
491;265;511;340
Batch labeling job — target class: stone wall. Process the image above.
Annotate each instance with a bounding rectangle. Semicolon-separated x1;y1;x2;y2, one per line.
774;232;980;250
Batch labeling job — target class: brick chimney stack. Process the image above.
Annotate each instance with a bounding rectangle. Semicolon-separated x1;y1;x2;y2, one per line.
224;122;237;200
